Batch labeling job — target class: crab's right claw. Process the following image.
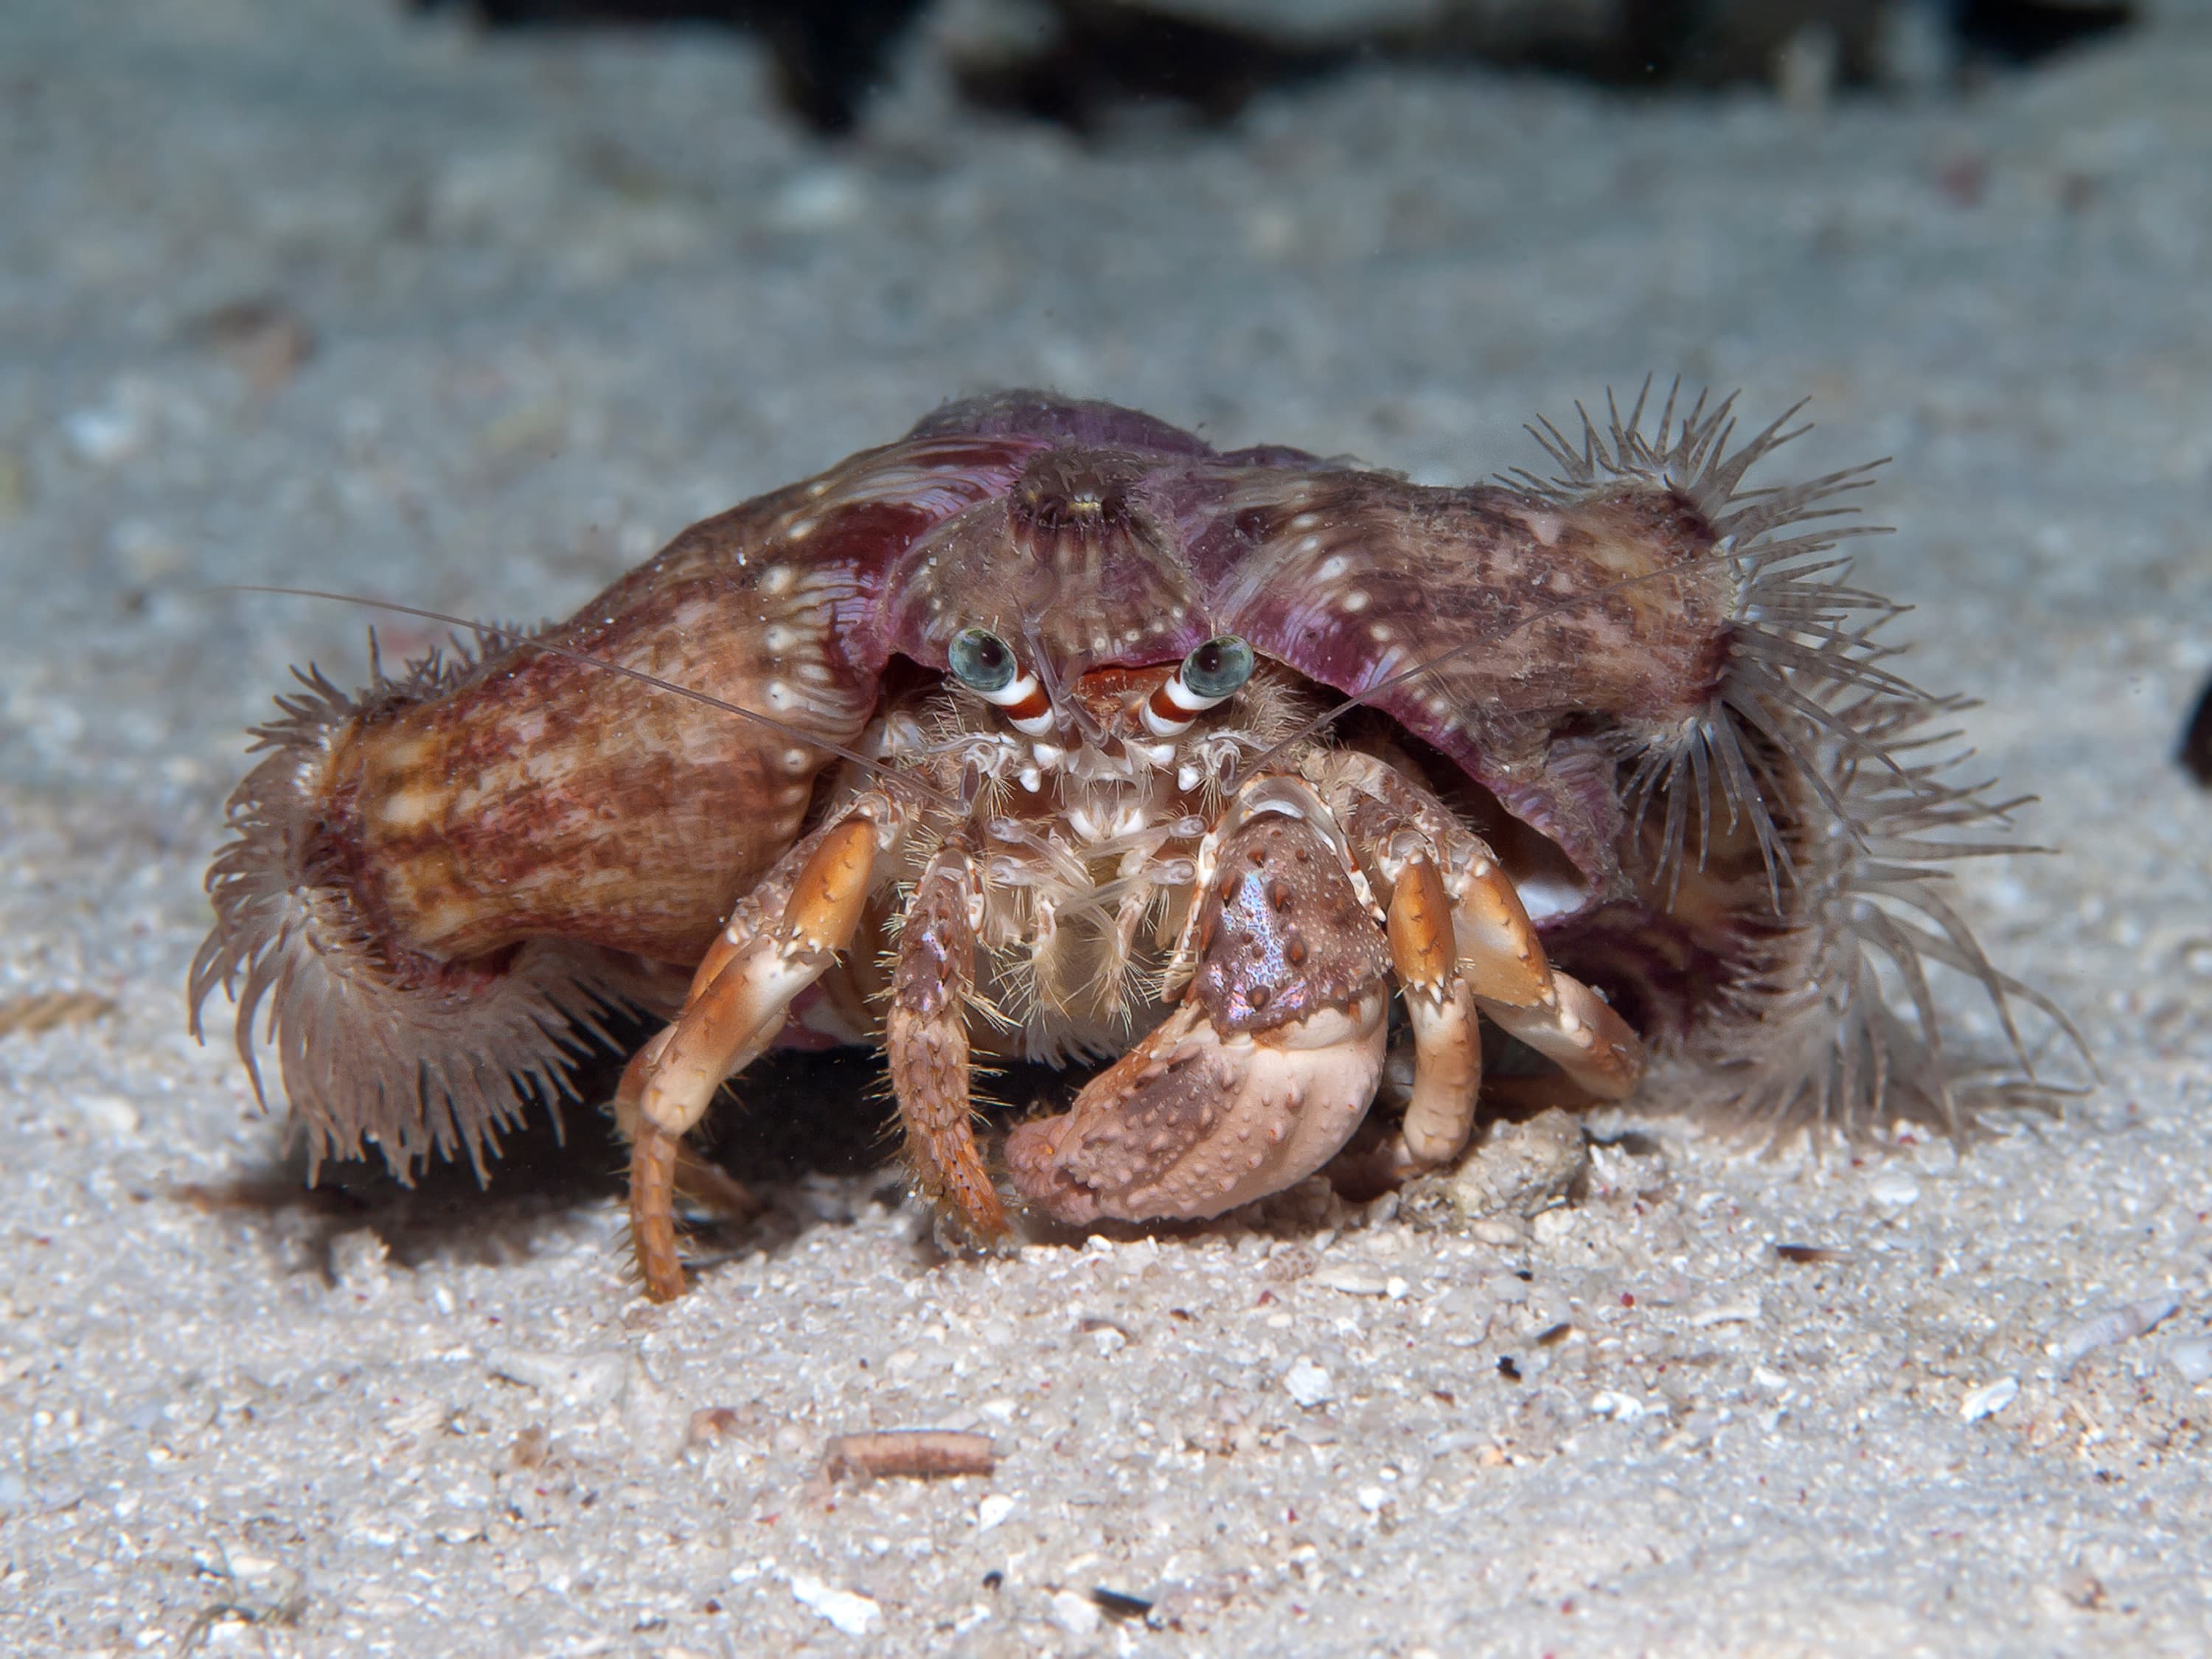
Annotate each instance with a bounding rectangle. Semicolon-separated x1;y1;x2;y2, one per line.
1006;784;1392;1225
1005;992;1391;1225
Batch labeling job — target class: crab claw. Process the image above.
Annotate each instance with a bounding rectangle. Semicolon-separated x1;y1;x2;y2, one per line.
1008;782;1393;1225
1006;990;1388;1225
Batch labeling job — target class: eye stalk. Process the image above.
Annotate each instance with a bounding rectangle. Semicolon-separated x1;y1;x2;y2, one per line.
1145;635;1255;737
949;627;1054;734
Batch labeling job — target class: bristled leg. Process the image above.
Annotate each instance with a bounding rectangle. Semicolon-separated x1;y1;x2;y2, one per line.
619;804;894;1301
1323;753;1646;1153
885;843;1008;1240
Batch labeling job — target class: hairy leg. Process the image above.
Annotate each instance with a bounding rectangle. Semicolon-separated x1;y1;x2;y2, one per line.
885;844;1007;1239
619;799;901;1300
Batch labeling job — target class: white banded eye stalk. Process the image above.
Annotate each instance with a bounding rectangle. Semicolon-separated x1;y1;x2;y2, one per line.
1144;636;1255;736
950;627;1054;735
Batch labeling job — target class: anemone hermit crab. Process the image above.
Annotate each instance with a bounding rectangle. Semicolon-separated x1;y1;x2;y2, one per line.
191;387;2076;1300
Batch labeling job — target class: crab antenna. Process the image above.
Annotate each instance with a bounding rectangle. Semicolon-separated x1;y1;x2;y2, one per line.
229;585;957;812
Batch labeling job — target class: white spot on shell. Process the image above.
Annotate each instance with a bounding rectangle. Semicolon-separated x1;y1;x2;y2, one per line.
782;748;811;772
1342;591;1370;613
379;790;440;830
762;566;795;595
786;518;818;541
1316;554;1348;580
763;624;796;651
1370;624;1394;642
765;680;791;709
1289;512;1320;532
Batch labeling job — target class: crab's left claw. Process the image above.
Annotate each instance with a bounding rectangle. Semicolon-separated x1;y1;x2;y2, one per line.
1006;783;1392;1224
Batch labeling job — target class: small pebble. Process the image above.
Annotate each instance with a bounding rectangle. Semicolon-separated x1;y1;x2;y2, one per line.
976;1495;1018;1531
1867;1174;1921;1208
487;1347;627;1407
2059;1568;2109;1610
773;166;866;230
1314;1267;1389;1296
63;403;142;465
1048;1588;1101;1637
193;297;314;392
2168;1338;2212;1385
1284;1358;1334;1408
72;1093;140;1136
328;1229;394;1293
1959;1377;2020;1422
790;1574;878;1637
1689;1299;1760;1328
1530;1207;1579;1244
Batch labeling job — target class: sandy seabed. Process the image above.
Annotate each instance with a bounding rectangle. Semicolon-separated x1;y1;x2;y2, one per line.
2;1;2210;1653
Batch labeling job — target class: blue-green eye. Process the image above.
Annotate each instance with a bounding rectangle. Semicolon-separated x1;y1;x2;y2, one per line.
1180;636;1253;700
948;627;1016;693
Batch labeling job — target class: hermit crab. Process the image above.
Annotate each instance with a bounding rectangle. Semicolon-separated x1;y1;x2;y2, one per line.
191;387;2074;1300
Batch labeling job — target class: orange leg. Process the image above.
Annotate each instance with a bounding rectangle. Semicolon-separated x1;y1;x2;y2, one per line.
1384;851;1485;1168
609;1041;762;1234
1326;755;1645;1164
1450;861;1643;1102
622;805;891;1301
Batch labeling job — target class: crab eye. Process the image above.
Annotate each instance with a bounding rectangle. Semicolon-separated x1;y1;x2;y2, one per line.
949;627;1055;734
1180;636;1254;700
948;627;1016;694
1144;635;1254;739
